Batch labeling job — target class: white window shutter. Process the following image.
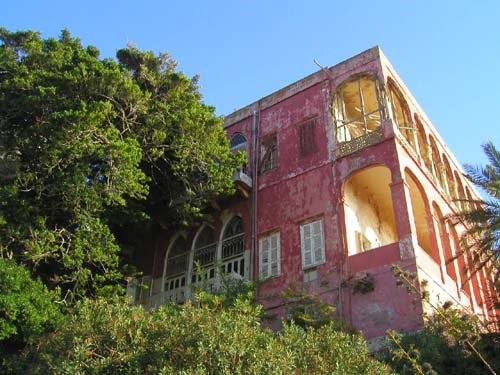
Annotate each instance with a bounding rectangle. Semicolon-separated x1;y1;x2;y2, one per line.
301;219;325;269
259;237;269;279
270;233;280;276
260;233;280;279
301;224;313;268
312;220;325;264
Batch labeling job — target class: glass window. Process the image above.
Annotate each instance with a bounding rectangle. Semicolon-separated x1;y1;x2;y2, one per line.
222;216;245;260
230;133;247;151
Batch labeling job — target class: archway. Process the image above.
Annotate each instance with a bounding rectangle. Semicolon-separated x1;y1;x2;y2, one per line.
343;165;398;255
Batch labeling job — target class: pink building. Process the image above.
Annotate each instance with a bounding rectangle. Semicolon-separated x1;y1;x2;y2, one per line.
129;47;498;340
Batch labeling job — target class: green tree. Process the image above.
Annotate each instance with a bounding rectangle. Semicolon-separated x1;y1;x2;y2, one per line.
454;141;500;295
0;28;244;301
0;258;62;371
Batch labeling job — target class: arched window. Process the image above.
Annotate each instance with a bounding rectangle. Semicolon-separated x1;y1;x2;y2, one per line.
465;187;474;212
230;133;248;151
334;74;383;143
429;137;444;189
433;202;451;276
222;216;245;259
165;237;189;278
415;117;432;172
388;80;417;150
192;226;217;283
221;216;246;277
230;133;249;174
442;156;455;199
454;171;467;212
193;226;216;266
405;170;432;256
163;236;189;297
343;165;398;255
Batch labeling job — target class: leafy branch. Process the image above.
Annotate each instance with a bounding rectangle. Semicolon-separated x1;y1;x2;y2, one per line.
391;265;496;375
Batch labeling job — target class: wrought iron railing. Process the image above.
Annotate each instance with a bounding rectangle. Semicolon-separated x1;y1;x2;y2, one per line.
165;253;189;277
222;233;245;260
336;127;383;158
193;243;216;266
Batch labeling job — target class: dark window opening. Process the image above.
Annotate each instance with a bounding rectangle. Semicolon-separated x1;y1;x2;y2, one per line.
299;117;318;156
230;133;248;150
260;134;277;173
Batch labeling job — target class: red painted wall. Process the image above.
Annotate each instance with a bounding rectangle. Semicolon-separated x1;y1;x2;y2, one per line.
147;47;498;339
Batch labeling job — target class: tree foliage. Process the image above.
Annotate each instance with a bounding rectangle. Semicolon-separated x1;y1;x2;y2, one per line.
0;28;244;300
454;141;500;296
0;258;62;366
384;305;500;375
18;294;393;375
389;265;499;375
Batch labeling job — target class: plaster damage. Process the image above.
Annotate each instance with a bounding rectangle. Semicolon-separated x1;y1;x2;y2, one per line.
128;46;499;339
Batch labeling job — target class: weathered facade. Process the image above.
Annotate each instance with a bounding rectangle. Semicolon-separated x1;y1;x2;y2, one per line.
129;47;498;340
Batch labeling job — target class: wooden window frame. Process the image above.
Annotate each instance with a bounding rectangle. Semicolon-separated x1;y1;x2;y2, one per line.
259;232;281;279
260;134;278;173
300;219;325;269
299;116;318;156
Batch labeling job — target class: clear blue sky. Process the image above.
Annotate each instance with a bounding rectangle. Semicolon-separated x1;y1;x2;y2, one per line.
2;0;499;167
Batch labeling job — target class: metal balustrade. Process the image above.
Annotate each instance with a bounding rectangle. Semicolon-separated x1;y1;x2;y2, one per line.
165;253;189;277
222;233;245;260
336;127;383;158
129;246;250;308
193;243;216;266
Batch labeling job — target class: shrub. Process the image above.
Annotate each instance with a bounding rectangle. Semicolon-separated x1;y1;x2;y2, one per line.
24;294;393;375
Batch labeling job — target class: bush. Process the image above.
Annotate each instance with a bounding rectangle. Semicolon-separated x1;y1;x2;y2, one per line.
23;295;393;375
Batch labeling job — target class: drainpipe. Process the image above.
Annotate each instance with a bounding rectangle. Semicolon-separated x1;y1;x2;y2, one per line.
250;102;260;283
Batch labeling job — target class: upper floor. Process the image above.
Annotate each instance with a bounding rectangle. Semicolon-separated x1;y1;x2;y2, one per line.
223;46;480;213
127;47;497;333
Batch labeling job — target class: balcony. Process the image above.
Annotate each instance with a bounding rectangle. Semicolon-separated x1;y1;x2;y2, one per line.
232;169;252;197
348;242;400;273
127;249;250;309
413;245;473;311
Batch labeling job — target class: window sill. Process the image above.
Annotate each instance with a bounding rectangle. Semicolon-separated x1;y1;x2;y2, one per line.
259;274;281;282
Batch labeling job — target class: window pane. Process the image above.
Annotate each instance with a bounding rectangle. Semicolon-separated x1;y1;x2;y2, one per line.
230;133;247;150
342;80;363;124
360;77;379;115
335;75;383;142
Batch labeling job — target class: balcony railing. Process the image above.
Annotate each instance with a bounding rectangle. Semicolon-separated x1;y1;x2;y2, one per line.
335;127;383;158
232;169;252;190
193;243;216;266
222;233;245;259
165;253;189;278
